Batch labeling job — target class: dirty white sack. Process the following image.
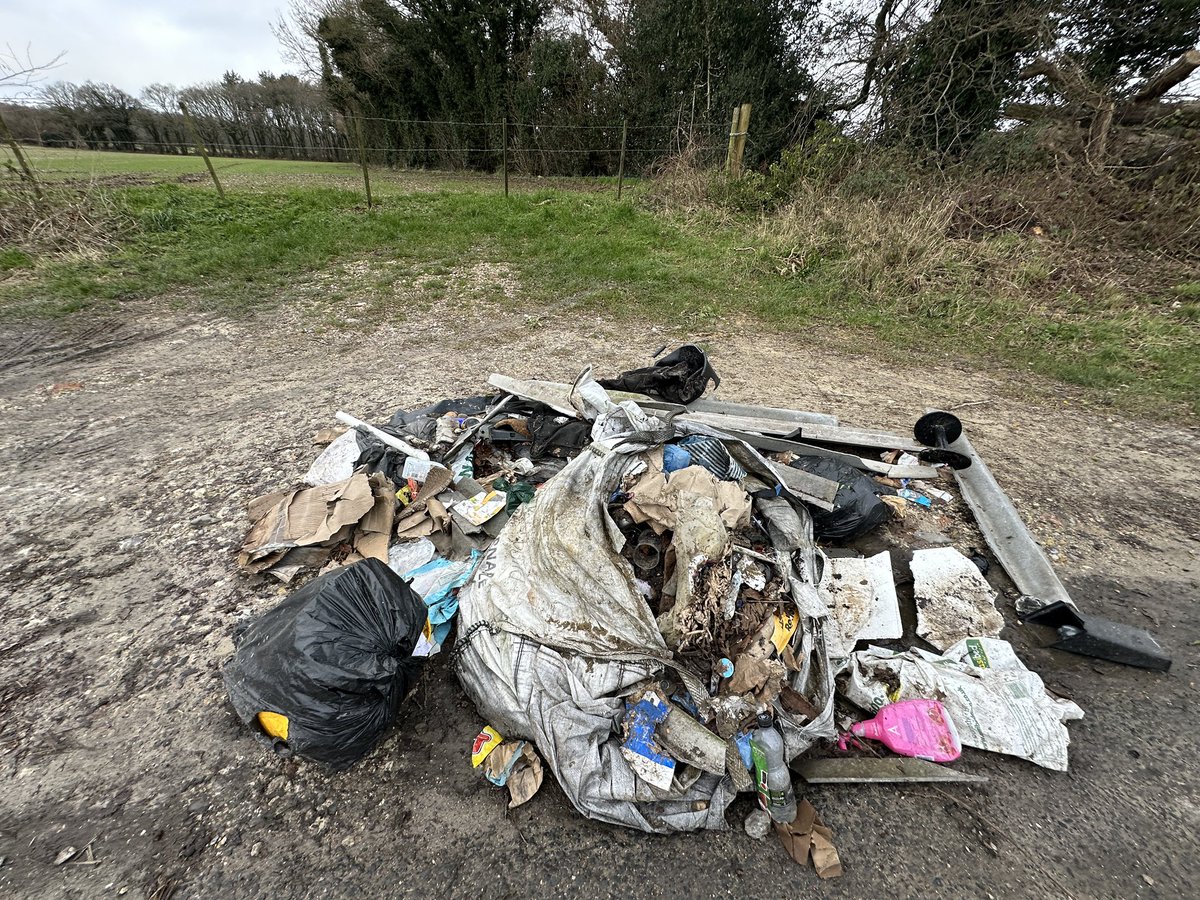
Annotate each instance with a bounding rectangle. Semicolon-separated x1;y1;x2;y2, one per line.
454;381;836;832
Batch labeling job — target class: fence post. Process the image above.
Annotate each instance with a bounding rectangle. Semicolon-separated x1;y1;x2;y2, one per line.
0;110;43;200
616;119;628;200
352;113;373;209
179;101;225;198
725;105;740;176
502;117;509;198
733;103;752;177
726;103;751;178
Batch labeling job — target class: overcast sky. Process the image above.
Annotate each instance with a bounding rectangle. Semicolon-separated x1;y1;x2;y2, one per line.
2;1;293;100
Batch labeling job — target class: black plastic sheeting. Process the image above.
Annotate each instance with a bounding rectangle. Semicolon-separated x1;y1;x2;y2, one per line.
224;558;426;770
788;456;896;541
598;344;720;405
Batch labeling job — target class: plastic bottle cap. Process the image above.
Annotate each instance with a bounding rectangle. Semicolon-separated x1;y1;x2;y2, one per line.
756;712;773;729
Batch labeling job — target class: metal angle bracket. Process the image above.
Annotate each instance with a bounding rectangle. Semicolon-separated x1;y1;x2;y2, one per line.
1019;600;1172;672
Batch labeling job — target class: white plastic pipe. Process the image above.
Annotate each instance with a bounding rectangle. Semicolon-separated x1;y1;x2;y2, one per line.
335;410;430;461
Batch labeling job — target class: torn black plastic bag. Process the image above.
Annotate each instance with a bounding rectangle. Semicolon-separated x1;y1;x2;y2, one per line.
223;558;426;770
597;344;720;405
787;456;896;541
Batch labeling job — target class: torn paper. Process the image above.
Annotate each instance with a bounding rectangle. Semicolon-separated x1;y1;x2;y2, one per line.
839;637;1084;771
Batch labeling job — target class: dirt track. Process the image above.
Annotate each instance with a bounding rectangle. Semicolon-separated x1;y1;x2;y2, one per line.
1;299;1197;899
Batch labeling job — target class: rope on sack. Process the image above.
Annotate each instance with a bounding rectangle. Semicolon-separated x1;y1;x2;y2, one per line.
449;619;500;669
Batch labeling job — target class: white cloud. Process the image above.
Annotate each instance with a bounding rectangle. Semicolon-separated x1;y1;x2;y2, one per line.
2;0;292;99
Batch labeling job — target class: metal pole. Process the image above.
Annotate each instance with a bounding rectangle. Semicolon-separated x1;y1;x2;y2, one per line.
502;117;509;198
179;101;225;198
616;119;627;200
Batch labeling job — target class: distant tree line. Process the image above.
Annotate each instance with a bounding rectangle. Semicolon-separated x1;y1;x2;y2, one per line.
6;1;1198;175
11;73;347;162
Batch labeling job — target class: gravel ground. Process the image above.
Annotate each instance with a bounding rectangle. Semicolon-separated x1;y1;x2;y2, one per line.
1;298;1196;899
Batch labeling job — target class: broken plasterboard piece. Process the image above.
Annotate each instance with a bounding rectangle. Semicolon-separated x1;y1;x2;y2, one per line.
817;551;901;657
794;757;988;784
911;547;1004;651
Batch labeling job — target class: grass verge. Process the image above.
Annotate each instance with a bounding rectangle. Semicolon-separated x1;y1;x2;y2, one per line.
0;176;1195;418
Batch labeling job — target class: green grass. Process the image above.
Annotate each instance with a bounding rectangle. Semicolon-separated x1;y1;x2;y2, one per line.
1;150;1196;419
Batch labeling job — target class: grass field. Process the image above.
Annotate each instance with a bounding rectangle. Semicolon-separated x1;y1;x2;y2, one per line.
2;146;1197;417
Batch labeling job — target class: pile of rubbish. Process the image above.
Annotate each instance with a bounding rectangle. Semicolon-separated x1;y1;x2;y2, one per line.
223;345;1170;876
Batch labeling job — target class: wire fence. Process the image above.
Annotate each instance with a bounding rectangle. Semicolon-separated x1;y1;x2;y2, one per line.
20;113;738;179
1;108;765;207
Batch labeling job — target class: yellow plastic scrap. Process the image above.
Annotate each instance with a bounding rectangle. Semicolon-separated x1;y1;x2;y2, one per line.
257;711;289;741
771;609;799;654
471;726;503;768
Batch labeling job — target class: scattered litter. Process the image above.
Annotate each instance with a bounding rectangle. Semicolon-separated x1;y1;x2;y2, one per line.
775;799;843;879
220;348;1126;875
843;698;961;762
911;547;1005;650
840;638;1084;771
472;726;504;768
745;808;772;839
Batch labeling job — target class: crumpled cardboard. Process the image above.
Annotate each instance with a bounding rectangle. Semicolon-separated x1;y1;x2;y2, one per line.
775;799;843;879
483;740;544;809
239;472;394;579
624;448;750;533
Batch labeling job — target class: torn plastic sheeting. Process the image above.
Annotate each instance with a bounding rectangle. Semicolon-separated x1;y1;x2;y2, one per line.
405;553;479;646
454;398;836;832
387;538;436;578
839;637;1084;771
303;429;359;486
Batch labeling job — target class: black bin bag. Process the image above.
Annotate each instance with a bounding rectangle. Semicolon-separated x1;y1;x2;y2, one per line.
223;558;426;770
598;344;720;405
788;456;896;541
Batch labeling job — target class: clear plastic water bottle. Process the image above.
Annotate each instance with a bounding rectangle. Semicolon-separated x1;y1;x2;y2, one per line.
750;711;797;823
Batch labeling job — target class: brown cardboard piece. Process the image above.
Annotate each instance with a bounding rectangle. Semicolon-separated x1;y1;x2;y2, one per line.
239;472;395;577
775;799;843;879
624;449;750;534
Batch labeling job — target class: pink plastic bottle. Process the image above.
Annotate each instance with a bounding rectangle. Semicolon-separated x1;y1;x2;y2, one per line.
850;699;962;762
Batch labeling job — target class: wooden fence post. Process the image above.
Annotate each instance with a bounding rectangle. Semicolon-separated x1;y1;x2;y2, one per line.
616;119;628;200
502;117;509;198
725;105;740;176
726;103;752;178
352;113;373;209
0;111;43;200
179;101;225;198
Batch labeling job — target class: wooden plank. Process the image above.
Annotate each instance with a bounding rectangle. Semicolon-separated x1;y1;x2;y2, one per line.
682;398;838;427
679;411;922;453
708;428;939;480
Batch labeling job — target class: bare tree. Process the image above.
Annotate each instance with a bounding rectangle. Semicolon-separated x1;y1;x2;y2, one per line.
0;43;64;101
